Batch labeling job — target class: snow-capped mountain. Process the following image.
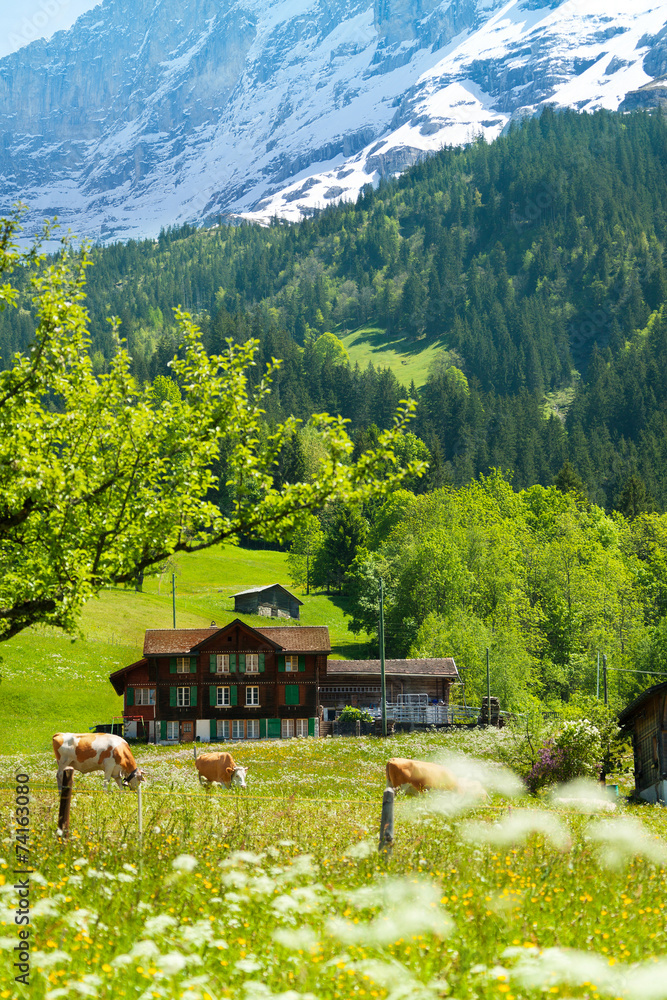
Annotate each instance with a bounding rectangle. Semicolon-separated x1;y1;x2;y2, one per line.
3;0;667;241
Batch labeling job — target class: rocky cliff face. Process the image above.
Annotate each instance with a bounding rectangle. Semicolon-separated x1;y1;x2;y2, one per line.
3;0;667;241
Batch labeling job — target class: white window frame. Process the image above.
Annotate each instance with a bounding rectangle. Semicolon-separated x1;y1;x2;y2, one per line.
217;686;230;707
247;719;260;739
134;688;155;706
232;720;245;740
295;719;308;738
281;719;294;739
216;654;230;674
246;653;259;673
246;686;260;707
217;720;230;739
285;655;299;672
166;721;179;741
176;657;190;674
177;686;190;707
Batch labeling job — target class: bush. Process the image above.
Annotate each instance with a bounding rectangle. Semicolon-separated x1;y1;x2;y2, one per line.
337;705;373;724
526;719;603;793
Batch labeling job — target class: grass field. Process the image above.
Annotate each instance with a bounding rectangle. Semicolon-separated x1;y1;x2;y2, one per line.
340;327;446;388
1;730;665;1000
0;543;369;756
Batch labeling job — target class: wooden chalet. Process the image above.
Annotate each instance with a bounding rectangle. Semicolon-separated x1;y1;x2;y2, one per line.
109;623;461;742
109;619;329;743
618;681;667;804
232;584;303;620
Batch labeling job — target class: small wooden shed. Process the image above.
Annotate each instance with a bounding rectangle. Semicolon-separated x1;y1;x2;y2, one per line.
618;681;667;804
232;584;303;620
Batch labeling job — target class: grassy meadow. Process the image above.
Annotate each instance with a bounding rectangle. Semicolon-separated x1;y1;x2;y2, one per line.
1;730;666;999
339;327;445;388
0;543;369;756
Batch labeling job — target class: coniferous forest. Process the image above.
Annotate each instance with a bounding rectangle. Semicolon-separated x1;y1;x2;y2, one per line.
4;107;667;708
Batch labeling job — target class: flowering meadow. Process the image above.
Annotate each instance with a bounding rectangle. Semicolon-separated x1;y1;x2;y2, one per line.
1;731;666;1000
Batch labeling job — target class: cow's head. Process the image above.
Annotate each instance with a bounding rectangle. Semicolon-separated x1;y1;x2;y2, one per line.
123;768;145;790
229;765;248;789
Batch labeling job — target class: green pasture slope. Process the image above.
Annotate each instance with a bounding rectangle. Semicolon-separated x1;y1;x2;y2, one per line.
340;326;445;388
0;543;369;756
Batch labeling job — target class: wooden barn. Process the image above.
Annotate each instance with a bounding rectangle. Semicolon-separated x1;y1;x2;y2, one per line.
618;681;667;804
232;584;303;620
109;623;460;742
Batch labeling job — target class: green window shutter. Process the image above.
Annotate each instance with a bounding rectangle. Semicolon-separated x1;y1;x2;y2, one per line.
239;653;246;673
259;653;265;673
210;719;217;740
259;718;266;738
170;657;177;673
308;717;315;737
190;686;197;706
231;685;238;706
268;719;281;738
190;657;197;673
299;655;306;672
278;656;285;672
286;684;299;706
126;687;134;707
230;653;237;673
160;720;167;740
169;687;177;707
209;685;216;707
210;654;217;673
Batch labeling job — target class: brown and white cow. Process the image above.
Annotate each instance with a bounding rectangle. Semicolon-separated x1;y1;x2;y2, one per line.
386;757;487;799
53;733;145;791
193;746;248;789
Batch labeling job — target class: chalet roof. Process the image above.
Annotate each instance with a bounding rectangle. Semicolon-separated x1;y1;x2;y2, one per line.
618;680;667;726
143;623;330;655
109;658;147;696
232;583;303;605
326;657;459;679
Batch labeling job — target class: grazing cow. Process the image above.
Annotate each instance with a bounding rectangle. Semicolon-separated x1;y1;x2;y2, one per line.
193;745;248;789
53;733;145;791
386;757;487;799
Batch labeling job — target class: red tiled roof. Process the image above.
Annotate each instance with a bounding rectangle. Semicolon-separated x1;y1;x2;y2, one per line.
143;623;331;655
326;658;459;679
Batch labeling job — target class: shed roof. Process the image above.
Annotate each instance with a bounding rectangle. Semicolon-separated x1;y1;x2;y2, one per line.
232;583;303;605
618;680;667;726
326;657;459;679
143;623;330;655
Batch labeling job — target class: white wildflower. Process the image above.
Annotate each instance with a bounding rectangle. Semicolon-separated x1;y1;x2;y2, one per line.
328;878;451;945
461;809;570;850
586;816;667;868
143;914;178;937
172;853;198;873
273;927;319;950
551;779;618;813
156;952;189;976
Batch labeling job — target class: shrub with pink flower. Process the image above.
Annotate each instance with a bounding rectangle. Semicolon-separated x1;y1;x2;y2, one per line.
527;719;602;794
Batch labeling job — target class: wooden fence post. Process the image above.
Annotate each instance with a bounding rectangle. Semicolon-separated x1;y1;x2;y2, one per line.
57;767;74;840
378;786;395;856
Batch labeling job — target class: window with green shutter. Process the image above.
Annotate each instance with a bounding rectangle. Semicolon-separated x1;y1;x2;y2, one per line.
170;657;177;673
161;720;167;740
190;686;197;706
259;653;265;672
210;654;217;673
239;653;246;673
126;687;134;707
190;657;197;673
299;656;306;672
169;687;177;707
278;656;285;672
209;686;217;707
308;718;315;737
209;719;217;740
259;719;267;738
230;653;237;672
267;719;281;738
285;684;300;706
230;685;238;706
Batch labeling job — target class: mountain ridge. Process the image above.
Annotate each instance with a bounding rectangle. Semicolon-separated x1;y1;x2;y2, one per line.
4;0;667;241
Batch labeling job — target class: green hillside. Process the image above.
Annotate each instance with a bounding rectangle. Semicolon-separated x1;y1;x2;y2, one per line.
1;543;368;756
340;326;445;388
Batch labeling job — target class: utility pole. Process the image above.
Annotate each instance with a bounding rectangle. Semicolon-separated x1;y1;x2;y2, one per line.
379;578;387;737
172;573;176;629
596;651;600;700
603;653;608;706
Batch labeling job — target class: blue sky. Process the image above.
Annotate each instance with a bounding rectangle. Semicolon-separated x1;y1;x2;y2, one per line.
0;0;102;58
